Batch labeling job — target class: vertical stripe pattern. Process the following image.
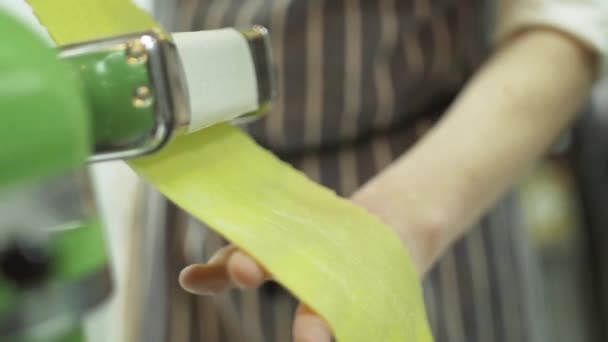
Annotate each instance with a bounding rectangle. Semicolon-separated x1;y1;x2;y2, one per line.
340;0;362;141
150;1;548;341
263;0;290;147
372;0;398;129
303;0;325;147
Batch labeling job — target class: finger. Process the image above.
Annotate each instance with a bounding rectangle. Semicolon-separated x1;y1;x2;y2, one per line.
178;245;237;295
293;304;332;342
179;246;271;295
179;263;231;295
227;249;271;288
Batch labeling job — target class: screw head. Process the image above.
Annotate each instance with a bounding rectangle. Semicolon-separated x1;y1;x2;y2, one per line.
126;39;148;65
133;85;153;108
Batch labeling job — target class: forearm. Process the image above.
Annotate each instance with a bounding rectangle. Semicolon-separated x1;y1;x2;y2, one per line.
352;29;596;275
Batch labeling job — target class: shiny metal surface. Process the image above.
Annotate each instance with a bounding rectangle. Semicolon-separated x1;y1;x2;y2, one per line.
146;31;192;138
233;26;276;125
59;31;191;162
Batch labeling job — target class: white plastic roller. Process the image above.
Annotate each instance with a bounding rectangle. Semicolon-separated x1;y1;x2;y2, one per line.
173;28;266;133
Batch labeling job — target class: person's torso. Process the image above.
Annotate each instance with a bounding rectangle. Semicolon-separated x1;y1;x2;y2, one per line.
168;0;489;155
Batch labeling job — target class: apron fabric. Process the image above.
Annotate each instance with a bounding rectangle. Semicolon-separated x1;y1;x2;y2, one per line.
156;0;549;340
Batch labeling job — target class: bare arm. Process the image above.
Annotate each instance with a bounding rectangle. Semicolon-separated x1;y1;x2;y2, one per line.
352;28;597;275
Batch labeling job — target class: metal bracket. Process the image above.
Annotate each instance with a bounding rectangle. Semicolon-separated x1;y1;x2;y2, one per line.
59;31;190;162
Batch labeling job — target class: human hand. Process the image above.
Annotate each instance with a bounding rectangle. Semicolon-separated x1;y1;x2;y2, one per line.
179;244;333;342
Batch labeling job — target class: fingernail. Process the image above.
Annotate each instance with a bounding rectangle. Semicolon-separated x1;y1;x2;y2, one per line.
179;264;229;295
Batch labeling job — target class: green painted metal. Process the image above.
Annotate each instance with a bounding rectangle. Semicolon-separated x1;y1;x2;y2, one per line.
0;12;91;189
64;49;156;147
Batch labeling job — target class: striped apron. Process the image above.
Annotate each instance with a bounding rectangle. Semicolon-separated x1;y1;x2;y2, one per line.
150;0;549;340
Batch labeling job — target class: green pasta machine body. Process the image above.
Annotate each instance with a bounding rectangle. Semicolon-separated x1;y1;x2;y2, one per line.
0;10;273;342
